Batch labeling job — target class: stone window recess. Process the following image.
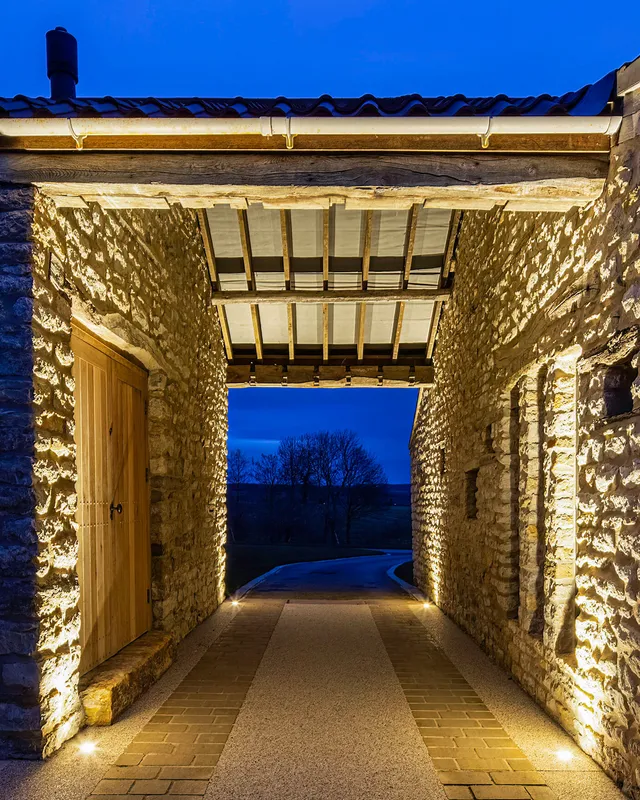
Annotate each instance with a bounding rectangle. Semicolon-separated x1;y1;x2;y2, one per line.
484;423;494;453
504;371;547;633
603;361;638;417
465;468;479;519
439;447;446;475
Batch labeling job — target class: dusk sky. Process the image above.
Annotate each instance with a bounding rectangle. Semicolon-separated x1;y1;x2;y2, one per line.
229;389;419;484
3;3;638;484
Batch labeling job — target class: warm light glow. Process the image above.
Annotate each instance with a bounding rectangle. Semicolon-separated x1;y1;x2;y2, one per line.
423;601;430;609
231;600;240;607
556;749;573;762
79;741;97;755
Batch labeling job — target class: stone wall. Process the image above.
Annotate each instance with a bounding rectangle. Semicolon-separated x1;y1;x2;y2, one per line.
0;187;227;757
411;102;640;794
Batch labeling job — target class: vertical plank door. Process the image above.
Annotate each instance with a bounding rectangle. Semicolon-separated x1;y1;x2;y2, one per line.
72;325;151;675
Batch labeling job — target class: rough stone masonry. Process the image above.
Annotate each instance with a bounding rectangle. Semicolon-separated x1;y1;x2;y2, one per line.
411;86;640;794
0;189;227;758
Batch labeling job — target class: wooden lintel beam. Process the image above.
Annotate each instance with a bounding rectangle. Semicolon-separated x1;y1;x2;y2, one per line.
196;209;233;361
210;288;451;305
1;152;609;201
228;363;434;388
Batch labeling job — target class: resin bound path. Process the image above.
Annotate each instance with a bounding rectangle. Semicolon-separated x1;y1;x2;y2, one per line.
1;554;625;800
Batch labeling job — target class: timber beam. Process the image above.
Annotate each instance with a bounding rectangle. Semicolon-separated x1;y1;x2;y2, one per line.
211;288;450;305
227;364;434;388
0;151;609;208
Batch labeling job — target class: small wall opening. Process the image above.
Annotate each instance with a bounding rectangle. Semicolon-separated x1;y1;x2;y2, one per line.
465;468;479;519
603;363;637;417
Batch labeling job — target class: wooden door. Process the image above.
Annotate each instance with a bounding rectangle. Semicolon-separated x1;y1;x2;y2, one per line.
72;325;151;675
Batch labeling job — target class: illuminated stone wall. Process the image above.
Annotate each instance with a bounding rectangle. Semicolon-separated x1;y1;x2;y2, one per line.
411;99;640;794
0;189;227;757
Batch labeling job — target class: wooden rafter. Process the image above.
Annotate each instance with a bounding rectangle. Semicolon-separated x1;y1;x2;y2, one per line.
361;209;373;289
426;210;462;360
322;208;330;288
322;303;329;363
356;210;374;363
392;204;421;361
237;208;264;361
237;208;254;289
280;209;296;361
196;209;233;360
391;302;406;362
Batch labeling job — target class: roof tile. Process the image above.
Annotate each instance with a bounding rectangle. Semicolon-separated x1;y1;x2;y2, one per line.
0;71;618;119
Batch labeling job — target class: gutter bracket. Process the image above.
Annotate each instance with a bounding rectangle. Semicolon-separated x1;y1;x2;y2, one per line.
284;118;296;150
68;119;87;150
478;119;492;149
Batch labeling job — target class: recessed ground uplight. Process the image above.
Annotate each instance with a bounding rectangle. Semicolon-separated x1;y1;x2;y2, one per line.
422;602;430;609
231;599;240;607
79;741;97;755
556;749;573;762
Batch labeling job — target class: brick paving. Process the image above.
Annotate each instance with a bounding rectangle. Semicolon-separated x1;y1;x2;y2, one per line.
89;599;283;798
370;602;556;800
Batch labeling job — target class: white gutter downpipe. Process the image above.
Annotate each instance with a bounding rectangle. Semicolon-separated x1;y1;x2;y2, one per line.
0;115;622;145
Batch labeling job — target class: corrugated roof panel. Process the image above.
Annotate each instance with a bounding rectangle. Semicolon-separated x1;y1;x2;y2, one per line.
206;205;242;258
218;273;247;291
332;206;363;258
366;303;397;344
414;209;452;256
292;272;322;345
368;272;402;290
254;273;286;291
329;272;360;290
246;205;282;257
295;305;322;345
331;304;359;345
258;305;288;344
400;302;434;343
371;210;409;257
225;305;255;344
407;269;440;288
290;210;323;257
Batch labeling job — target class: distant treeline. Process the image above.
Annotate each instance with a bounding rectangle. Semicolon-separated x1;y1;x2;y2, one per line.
228;430;393;546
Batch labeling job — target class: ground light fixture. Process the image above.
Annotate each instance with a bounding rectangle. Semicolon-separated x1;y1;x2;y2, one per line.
79;741;97;755
422;601;430;608
556;749;574;762
231;599;240;607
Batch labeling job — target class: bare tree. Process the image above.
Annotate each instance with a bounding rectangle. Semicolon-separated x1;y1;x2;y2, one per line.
333;431;387;544
252;453;280;503
228;448;250;502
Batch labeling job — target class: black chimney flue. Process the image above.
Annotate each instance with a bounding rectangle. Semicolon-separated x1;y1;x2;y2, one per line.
46;27;78;99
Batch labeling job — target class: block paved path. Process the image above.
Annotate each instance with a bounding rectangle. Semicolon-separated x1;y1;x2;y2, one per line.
86;553;599;800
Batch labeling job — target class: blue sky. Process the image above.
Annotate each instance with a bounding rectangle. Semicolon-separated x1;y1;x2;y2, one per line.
228;389;419;484
2;2;638;98
3;3;637;483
